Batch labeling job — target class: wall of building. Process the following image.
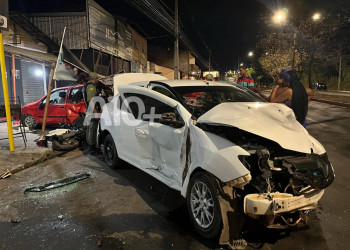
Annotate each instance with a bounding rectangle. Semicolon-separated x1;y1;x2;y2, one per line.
2;21;48;53
127;25;147;73
29;13;88;50
148;44;197;76
0;20;52;106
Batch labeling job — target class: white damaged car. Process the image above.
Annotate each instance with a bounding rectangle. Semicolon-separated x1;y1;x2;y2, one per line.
98;79;334;246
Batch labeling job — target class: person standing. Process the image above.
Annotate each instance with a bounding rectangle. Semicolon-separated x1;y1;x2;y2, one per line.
237;66;255;89
260;69;313;127
84;72;100;154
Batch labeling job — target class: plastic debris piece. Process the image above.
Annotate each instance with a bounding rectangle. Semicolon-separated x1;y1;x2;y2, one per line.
1;169;12;179
10;217;22;223
24;173;91;193
97;237;103;246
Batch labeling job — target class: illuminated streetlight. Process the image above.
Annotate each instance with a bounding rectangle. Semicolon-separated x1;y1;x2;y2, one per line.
239;63;244;66
272;9;287;24
312;12;321;21
248;51;254;57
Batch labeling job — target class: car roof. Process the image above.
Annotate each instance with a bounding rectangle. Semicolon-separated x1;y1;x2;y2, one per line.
150;80;233;88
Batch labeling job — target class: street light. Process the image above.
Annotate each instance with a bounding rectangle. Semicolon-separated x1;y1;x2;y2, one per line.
312;12;321;21
248;51;254;57
272;9;287;24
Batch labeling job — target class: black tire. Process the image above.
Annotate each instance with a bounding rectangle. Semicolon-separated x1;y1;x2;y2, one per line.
187;171;222;239
21;114;37;129
52;138;79;151
103;134;120;169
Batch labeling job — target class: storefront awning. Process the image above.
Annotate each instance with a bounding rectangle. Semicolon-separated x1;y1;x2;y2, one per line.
4;44;57;65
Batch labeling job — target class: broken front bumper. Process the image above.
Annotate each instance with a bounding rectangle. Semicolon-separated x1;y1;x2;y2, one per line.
243;188;324;216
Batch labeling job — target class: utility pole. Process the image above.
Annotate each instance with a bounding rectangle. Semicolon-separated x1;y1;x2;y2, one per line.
338;56;342;90
174;0;179;79
208;51;211;72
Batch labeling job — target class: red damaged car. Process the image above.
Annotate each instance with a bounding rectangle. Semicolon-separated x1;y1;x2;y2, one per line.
21;85;86;128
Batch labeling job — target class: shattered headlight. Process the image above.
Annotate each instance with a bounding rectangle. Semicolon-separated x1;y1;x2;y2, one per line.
284;153;335;189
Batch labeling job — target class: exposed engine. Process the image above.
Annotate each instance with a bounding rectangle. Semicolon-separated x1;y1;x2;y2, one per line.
200;124;335;228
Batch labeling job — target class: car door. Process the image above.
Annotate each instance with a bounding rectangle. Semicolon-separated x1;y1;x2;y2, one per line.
37;89;68;124
66;86;85;124
118;86;188;186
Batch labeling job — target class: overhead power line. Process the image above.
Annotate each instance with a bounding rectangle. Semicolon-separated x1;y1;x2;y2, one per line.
125;0;209;68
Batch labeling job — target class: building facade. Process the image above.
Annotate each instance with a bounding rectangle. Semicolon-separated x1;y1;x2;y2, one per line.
0;18;55;105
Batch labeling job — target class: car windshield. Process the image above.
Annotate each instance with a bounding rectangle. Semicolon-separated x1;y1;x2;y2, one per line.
173;85;265;117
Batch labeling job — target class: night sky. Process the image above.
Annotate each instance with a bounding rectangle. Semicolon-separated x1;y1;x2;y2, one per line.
9;0;349;71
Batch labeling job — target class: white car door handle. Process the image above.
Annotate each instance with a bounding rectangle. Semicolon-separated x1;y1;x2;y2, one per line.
135;128;147;137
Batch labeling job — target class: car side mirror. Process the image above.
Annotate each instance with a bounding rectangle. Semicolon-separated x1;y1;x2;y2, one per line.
39;102;45;110
159;112;184;128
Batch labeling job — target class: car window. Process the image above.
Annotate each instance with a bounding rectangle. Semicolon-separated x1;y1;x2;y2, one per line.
42;89;67;105
123;93;175;121
151;86;176;100
68;87;84;104
173;85;265;117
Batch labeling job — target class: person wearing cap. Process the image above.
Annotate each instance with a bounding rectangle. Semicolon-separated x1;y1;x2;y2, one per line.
85;72;101;154
85;72;99;104
237;66;255;89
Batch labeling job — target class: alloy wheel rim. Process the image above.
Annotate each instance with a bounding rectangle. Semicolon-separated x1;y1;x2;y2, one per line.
25;116;36;127
190;181;215;228
106;143;113;163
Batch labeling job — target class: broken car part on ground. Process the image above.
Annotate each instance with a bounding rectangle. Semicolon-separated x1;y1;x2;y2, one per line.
24;173;91;193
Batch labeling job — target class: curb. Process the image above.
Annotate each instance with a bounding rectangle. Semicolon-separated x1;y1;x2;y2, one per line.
9;149;69;175
311;98;350;108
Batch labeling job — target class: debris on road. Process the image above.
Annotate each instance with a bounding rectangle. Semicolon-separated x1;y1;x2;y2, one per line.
57;215;64;221
24;173;91;193
97;236;103;247
10;217;22;223
1;169;12;179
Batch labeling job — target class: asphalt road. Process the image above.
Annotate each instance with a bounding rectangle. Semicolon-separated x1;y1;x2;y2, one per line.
0;101;349;250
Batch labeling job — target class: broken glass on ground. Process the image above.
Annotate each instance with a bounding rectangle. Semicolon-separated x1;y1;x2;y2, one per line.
24;173;91;193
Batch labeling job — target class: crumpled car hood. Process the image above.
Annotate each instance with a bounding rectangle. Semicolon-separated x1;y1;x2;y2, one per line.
197;102;325;154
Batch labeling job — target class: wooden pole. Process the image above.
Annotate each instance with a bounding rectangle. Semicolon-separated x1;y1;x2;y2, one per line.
41;63;55;132
12;54;16;104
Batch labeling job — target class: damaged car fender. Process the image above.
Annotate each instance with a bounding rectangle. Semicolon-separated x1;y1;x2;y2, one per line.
191;127;250;182
181;124;251;197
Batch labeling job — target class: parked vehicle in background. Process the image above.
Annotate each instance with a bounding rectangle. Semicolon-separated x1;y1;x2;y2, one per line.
312;81;327;90
99;78;334;245
21;85;86;128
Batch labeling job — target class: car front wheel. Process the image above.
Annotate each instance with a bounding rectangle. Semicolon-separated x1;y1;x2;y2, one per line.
103;134;120;169
187;171;222;239
21;114;37;129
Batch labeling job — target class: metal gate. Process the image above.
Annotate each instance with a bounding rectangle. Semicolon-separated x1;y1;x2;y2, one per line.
20;61;45;105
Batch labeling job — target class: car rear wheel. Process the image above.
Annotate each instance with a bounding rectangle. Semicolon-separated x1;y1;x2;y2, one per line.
187;171;222;239
21;114;37;129
103;134;120;169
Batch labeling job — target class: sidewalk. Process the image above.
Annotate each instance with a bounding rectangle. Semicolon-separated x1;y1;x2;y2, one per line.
0;123;61;178
261;89;350;107
312;90;350;108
